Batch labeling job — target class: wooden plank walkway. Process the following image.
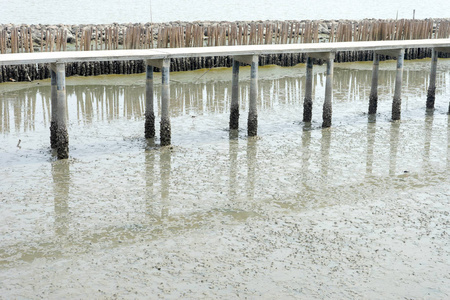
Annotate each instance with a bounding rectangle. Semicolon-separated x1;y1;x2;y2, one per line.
1;39;450;65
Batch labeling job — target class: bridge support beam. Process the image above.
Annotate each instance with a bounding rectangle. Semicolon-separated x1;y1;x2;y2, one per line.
426;49;438;110
306;52;335;127
50;62;69;159
322;53;335;128
392;49;405;121
160;59;171;146
235;55;259;136
144;62;155;138
147;58;171;146
303;56;313;123
375;49;405;120
369;53;380;114
248;55;258;136
230;58;240;130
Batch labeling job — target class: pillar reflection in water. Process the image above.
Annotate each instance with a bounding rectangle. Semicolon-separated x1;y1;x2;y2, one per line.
145;140;156;220
389;121;401;176
124;86;144;120
366;116;377;176
320;128;332;181
144;142;171;220
0;96;10;133
160;147;171;218
246;137;257;201
52;160;70;237
302;124;312;177
229;131;239;201
300;124;313;195
423;111;434;169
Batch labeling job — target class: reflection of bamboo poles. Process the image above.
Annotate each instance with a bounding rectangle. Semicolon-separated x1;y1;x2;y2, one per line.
0;97;10;133
4;63;443;134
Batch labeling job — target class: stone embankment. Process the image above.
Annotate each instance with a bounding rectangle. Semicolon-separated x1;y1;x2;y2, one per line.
1;19;449;83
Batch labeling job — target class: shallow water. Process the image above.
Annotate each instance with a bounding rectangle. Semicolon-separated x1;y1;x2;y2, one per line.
0;60;449;298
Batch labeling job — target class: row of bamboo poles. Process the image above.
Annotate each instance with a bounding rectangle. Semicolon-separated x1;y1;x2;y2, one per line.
1;19;450;54
77;26;120;51
332;19;440;42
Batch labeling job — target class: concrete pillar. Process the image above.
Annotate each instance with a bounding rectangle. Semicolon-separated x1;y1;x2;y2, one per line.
145;63;155;138
160;58;171;146
230;59;240;130
146;58;171;146
303;56;313;122
392;49;405;121
50;62;69;159
426;49;438;110
368;53;380;115
50;66;58;149
234;55;259;136
322;53;335;128
248;55;258;136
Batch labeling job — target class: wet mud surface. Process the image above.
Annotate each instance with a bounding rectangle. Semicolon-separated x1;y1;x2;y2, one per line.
0;60;449;298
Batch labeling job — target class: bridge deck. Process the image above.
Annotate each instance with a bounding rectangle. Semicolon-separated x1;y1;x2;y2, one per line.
1;39;450;66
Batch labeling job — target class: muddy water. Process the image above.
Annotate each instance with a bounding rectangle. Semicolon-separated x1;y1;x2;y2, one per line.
1;60;449;298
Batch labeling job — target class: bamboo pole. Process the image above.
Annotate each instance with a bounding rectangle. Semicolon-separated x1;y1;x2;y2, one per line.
0;29;3;54
28;27;33;52
0;29;5;54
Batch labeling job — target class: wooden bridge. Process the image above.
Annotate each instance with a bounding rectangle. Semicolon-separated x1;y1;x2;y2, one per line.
1;39;450;159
